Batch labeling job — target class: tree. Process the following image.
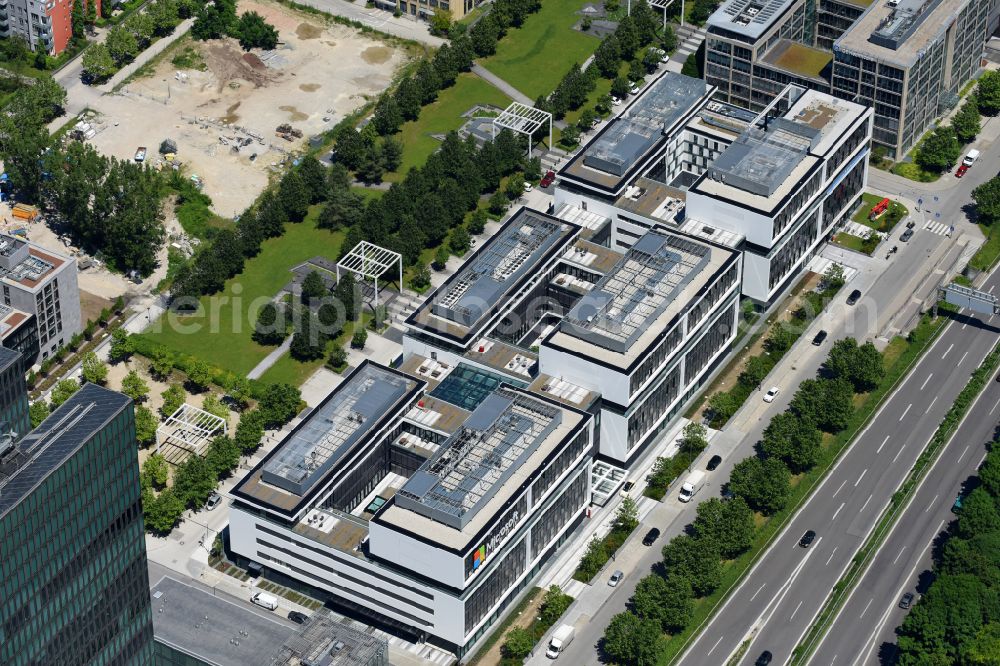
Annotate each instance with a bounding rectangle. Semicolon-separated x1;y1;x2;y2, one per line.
897;573;986;661
192;0;233;40
201;394;228;421
235;409;265;453
290;313;325;361
301;270;327;302
611;75;631;100
319;187;364;230
2;121;50;203
253;302;285;345
186;359;213;391
236;11;278;50
121;369;150;403
429;7;452;36
150;347;174;380
953;97;982;144
50;379;80;409
72;0;85;38
143;453;170;489
661;534;721;596
764;323;796;355
106;25;139;65
502;626;534;659
790;377;854;433
825;338;884;392
559;125;581;148
381;136;403;172
679;421;708;455
661;25;677;53
108;327;134;364
279;168;310;222
615;495;639;532
728;456;791;515
205;434;241;479
488;190;508;216
29;400;49;428
603;611;663;666
957;488;1000;539
144;488;184;534
963;622;1000;665
681;51;700;78
372;95;403;136
296;155;328;201
978;70;1000;116
334;272;358;322
160;384;186;418
258;383;301;428
633;573;693;632
351;326;367;349
538;585;572;627
328;343;348;369
449;226;471;254
980;451;1000;497
642;47;661;73
173;454;217;508
973;176;1000;226
916;126;961;172
135;405;158;446
505;173;525;200
691;497;755;558
468;208;488;235
81;352;109;385
760;411;822;473
228;376;252;410
738;354;771;390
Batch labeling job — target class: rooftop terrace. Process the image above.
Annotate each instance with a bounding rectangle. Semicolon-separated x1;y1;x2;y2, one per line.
762;40;834;80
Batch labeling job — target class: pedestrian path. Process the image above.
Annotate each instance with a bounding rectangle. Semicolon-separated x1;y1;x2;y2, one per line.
672;24;707;61
924;219;953;236
805;255;859;282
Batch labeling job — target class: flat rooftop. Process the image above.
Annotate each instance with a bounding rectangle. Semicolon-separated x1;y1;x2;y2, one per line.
545;230;737;369
560;71;709;194
0;235;65;289
0;383;129;518
835;0;967;68
407;208;578;346
762;39;833;80
233;362;421;517
0;304;30;338
707;0;801;39
151;576;295;666
270;608;387;666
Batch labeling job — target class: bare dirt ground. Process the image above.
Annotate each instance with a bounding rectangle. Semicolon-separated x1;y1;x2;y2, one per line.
85;0;409;217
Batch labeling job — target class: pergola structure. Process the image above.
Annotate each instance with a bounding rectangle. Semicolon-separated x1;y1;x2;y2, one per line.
156;404;228;464
336;241;402;308
493;102;553;156
632;0;680;27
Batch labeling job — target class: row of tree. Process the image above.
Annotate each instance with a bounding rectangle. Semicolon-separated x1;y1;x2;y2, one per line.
894;442;1000;663
915;71;1000;173
602;336;886;665
192;0;279;51
81;0;191;81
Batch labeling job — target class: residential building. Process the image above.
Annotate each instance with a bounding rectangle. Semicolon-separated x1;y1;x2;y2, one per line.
702;0;992;158
372;0;482;21
0;382;153;666
0;234;81;362
0;0;96;55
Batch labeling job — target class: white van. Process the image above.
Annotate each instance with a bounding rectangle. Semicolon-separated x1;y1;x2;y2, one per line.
963;149;981;167
250;591;279;611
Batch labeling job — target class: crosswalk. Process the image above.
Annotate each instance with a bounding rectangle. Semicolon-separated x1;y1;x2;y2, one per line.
924;220;953;236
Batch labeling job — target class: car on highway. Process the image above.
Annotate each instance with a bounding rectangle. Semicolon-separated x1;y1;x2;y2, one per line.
764;386;780;403
707;454;722;471
812;330;828;346
609;570;624;587
799;529;817;548
205;491;222;511
900;228;914;242
756;651;773;666
642;528;661;546
899;592;915;609
956;164;969;178
847;288;862;305
288;611;309;624
540;170;556;188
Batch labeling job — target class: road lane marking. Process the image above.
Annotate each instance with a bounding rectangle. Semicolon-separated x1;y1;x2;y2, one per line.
926;494;939;512
991;285;996;294
859;597;873;619
992;397;1000;415
832;502;846;520
833;479;848;497
790;600;803;621
706;635;725;657
825;547;838;566
899;403;911;421
892;443;907;463
877;435;890;453
926;396;938;413
942;343;954;359
959;351;969;366
962;321;969;330
855;469;867;487
920;373;933;390
750;583;766;601
860;494;873;512
892;546;907;565
957;444;971;463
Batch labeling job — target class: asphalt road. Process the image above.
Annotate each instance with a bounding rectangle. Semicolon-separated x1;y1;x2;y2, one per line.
808;336;1000;665
676;268;1000;666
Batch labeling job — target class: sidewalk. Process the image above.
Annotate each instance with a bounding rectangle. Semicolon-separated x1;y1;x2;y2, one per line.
288;0;445;45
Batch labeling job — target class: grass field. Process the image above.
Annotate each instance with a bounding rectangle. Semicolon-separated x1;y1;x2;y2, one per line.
479;0;602;101
971;222;1000;271
386;72;511;182
145;206;344;378
832;231;870;254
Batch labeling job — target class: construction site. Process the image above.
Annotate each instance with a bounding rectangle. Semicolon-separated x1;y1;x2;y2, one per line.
84;0;411;217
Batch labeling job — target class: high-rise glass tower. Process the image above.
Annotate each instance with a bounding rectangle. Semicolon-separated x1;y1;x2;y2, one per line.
0;381;153;666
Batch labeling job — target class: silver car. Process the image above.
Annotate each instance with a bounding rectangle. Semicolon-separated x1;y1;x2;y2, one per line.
609;570;624;587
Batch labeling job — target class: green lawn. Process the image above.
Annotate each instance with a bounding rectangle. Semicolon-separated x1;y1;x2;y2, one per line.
144;206;344;377
259;316;370;386
832;231;869;254
385;72;511;182
971;223;1000;271
479;0;602;101
852;192;908;233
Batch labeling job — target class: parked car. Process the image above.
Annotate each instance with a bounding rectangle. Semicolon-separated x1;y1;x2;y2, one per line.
523;182;533;193
707;454;723;471
288;611;309;624
611;96;622;106
900;228;914;242
642;528;661;546
812;330;828;346
134;146;147;163
956;164;969;178
847;289;862;305
609;570;624;587
629;82;641;95
799;529;817;548
756;651;773;666
899;592;915;609
764;386;780;403
540;170;556;188
658;49;670;63
205;491;222;511
620;480;635;497
963;148;981;166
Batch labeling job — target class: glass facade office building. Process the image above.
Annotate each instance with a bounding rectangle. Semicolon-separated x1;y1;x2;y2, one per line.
0;346;29;438
0;383;153;666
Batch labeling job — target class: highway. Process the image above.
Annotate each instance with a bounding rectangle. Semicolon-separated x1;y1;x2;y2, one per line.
675;268;1000;666
808;323;1000;665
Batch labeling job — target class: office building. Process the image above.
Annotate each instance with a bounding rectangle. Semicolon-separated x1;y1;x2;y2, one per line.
0;234;82;362
0;0;96;55
0;382;153;666
703;0;991;158
0;346;29;438
0;305;38;374
372;0;482;21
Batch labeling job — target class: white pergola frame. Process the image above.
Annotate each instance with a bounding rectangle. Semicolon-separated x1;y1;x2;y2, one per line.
493;102;553;156
631;0;682;27
336;241;402;308
156;404;228;461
